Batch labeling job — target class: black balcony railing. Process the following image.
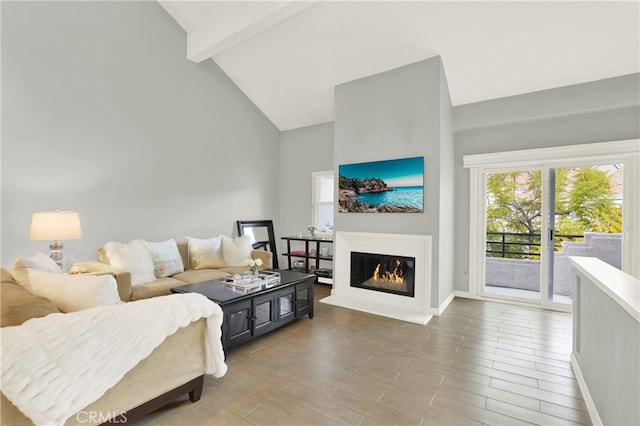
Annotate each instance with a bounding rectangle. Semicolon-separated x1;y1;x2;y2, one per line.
486;232;583;259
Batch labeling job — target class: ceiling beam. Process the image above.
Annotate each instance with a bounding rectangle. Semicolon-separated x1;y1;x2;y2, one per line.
187;1;319;63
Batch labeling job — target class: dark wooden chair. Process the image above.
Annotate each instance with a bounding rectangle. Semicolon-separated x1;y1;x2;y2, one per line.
236;220;279;269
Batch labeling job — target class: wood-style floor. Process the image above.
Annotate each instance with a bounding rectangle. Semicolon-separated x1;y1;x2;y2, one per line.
138;285;591;426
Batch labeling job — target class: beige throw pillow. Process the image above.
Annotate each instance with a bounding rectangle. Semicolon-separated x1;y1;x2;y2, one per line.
12;252;62;292
104;241;156;286
28;269;120;313
221;235;253;267
141;239;184;278
186;236;224;269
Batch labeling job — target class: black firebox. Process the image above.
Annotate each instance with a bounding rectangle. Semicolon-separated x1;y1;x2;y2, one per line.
350;251;415;297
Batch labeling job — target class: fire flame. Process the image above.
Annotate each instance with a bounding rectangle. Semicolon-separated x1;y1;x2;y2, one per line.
371;260;404;284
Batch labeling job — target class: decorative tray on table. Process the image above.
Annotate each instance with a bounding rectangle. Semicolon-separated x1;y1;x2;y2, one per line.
222;271;281;290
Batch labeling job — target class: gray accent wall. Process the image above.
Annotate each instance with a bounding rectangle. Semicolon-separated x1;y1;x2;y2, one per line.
1;1;280;268
279;121;334;265
438;66;455;304
453;73;640;292
334;57;455;308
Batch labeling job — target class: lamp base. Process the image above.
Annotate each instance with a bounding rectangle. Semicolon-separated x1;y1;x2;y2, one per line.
49;241;65;269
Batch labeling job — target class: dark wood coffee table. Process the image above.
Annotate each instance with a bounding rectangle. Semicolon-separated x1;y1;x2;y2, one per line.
171;270;315;350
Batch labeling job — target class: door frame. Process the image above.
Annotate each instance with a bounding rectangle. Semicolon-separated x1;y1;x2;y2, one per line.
464;139;639;310
475;165;546;305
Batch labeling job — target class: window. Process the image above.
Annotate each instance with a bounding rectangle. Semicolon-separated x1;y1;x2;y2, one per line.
312;171;334;234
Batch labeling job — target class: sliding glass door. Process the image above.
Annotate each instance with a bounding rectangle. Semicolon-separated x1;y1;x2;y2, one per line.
480;163;624;307
483;168;542;302
546;164;624;304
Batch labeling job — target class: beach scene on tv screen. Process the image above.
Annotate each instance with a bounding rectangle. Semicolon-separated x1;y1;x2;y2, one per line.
338;156;424;213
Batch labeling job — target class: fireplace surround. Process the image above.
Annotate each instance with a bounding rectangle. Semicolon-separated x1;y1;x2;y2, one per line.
320;231;432;324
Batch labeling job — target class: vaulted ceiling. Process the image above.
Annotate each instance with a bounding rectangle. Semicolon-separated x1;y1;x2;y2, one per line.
158;1;639;131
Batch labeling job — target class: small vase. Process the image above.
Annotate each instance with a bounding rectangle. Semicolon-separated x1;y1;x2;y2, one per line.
251;267;259;277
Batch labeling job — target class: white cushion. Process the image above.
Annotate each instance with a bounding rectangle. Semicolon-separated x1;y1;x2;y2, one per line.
12;252;62;291
186;236;224;270
141;239;184;278
221;235;253;267
27;269;120;312
104;241;156;286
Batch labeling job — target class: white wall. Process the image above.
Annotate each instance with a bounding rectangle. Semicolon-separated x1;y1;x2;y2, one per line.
1;1;280;268
570;257;640;426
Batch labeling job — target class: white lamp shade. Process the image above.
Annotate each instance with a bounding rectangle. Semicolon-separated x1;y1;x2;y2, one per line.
29;211;82;241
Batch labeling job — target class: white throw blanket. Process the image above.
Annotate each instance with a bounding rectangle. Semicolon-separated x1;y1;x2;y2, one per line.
0;293;227;426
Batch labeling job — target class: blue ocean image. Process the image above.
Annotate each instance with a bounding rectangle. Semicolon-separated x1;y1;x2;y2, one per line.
339;156;424;212
356;185;423;209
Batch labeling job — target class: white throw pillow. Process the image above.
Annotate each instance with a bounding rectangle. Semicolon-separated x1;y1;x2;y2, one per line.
186;236;224;270
28;269;120;312
104;241;156;286
221;235;253;267
12;252;62;291
141;239;184;278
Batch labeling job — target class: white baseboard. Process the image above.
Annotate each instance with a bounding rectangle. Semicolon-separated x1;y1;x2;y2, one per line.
570;353;602;426
428;291;473;315
431;291;456;315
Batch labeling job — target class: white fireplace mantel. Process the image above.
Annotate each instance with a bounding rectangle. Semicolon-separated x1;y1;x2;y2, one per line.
320;231;432;325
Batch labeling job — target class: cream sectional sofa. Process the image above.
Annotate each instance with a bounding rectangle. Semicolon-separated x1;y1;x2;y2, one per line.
0;268;209;425
85;240;273;302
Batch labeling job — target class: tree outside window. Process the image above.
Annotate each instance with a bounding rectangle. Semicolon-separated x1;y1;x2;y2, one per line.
486;165;622;259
